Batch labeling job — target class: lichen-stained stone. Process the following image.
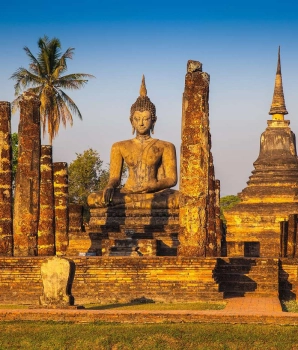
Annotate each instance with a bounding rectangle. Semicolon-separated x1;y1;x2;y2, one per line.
39;256;71;307
13;92;40;257
38;146;55;256
0;102;13;256
54;162;69;255
178;60;213;257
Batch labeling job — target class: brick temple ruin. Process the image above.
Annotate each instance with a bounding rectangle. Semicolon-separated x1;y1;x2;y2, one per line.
0;54;297;305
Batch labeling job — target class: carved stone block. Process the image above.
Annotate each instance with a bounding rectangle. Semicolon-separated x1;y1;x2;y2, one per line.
39;256;71;307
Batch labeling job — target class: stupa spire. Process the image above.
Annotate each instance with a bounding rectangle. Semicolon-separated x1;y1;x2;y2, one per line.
269;46;288;119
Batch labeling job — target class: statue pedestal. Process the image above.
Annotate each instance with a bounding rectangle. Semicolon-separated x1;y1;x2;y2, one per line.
102;238;157;256
88;207;179;256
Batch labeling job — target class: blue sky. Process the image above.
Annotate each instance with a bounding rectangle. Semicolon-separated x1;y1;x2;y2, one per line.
1;0;298;195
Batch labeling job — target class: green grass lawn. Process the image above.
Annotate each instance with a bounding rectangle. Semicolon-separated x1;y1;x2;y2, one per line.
0;322;298;350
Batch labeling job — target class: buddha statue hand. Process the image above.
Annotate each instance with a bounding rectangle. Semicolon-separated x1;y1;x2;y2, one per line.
103;186;115;206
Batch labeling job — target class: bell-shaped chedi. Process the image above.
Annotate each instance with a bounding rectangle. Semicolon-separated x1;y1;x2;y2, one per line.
225;48;298;258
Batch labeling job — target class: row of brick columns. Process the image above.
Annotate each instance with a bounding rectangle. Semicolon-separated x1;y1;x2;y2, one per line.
0;93;74;257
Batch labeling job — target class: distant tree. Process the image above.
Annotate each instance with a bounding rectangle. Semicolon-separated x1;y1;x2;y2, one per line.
11;133;18;190
68;149;107;207
68;148;127;221
220;195;241;223
10;35;94;144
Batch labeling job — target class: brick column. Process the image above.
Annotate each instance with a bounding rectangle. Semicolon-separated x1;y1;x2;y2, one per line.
0;102;13;256
206;155;217;257
178;60;211;257
69;204;83;233
13;92;40;256
38;145;55;256
53;162;69;255
215;179;222;256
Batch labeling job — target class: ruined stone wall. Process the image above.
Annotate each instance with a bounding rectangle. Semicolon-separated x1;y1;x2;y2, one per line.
0;102;13;256
13;93;41;257
178;60;212;257
0;257;222;304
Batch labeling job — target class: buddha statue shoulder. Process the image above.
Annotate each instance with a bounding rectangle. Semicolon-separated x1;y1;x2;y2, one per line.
88;76;179;209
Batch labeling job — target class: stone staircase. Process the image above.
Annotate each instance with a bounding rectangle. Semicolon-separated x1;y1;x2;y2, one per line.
213;258;279;297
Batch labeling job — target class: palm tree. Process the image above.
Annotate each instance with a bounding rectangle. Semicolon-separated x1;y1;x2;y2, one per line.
11;36;94;144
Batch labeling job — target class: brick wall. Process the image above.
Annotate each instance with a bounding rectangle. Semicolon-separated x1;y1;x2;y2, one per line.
0;257;223;305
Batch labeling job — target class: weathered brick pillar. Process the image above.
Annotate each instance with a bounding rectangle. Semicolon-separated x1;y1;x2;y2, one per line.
0;102;13;256
206;154;217;257
54;162;69;255
178;60;211;257
13;92;40;256
69;204;83;232
38;145;55;256
215;179;222;256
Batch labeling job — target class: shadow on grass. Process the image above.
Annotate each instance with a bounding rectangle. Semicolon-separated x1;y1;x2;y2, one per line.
86;297;155;310
85;300;226;311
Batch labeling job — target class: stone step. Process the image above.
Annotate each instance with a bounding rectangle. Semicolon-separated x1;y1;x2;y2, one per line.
214;258;279;297
224;291;278;298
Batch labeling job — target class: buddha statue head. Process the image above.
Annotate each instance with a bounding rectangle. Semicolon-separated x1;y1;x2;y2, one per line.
130;75;157;135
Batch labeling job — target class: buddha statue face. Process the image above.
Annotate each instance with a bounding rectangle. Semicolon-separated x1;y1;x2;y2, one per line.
130;76;157;136
131;110;155;136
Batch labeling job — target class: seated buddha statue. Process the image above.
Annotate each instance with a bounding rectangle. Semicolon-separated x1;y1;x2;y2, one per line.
87;76;179;210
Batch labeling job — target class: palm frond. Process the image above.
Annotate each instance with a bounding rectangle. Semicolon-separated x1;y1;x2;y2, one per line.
10;68;43;95
52;47;75;79
56;73;94;90
57;89;83;120
59;73;94;80
56;92;73;127
23;47;43;76
55;80;88;90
